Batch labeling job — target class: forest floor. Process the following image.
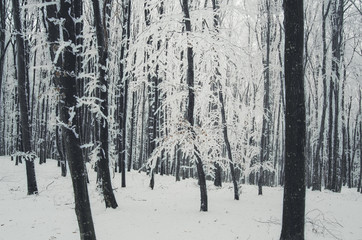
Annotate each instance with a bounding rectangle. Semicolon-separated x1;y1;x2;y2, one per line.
0;156;361;240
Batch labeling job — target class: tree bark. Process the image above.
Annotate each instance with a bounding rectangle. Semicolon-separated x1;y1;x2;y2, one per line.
280;0;305;239
345;97;352;187
359;119;362;193
92;0;118;209
12;0;38;195
119;0;132;187
182;0;208;211
175;144;181;181
358;89;362;192
219;83;239;200
258;0;273;195
331;0;344;193
211;0;222;188
46;1;97;239
313;1;331;191
128;91;136;171
0;0;5;107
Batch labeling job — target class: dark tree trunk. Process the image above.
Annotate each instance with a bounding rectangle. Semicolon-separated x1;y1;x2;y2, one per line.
305;96;312;189
210;0;222;188
219;82;239;200
92;0;118;209
74;1;86;163
182;0;208;212
175;144;181;181
128;91;136;171
280;0;305;239
323;0;337;190
12;0;38;195
144;1;164;189
0;0;9;155
39;93;48;165
358;89;362;192
331;0;344;193
327;80;334;190
346;98;352;187
120;0;131;187
144;0;156;162
214;163;222;187
138;83;147;169
46;1;96;239
55;105;67;177
341;40;348;188
326;2;334;191
313;1;331;191
359;118;362;193
258;0;272;196
0;0;5;107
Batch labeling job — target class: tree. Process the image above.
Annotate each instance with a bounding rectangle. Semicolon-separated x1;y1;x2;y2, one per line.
119;0;132;188
182;0;208;212
280;0;306;239
91;0;118;209
358;88;362;193
12;0;38;195
46;1;96;239
0;0;6;102
330;0;344;193
258;0;273;196
312;0;331;191
0;0;7;154
211;0;239;200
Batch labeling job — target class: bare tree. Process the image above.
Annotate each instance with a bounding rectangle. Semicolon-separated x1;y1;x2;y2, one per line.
280;0;306;239
91;0;118;209
12;0;38;195
46;1;96;239
182;0;208;212
211;0;239;200
313;0;332;191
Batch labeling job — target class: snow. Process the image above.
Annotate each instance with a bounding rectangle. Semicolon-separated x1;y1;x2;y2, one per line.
0;156;361;240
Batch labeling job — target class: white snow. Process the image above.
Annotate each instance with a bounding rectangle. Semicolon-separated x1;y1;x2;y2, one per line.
0;156;361;240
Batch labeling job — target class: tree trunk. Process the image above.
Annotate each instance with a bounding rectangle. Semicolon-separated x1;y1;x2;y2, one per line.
175;144;181;181
358;89;362;192
326;0;334;191
312;1;331;191
258;0;272;195
210;0;222;188
138;83;147;169
0;0;6;108
211;0;239;196
12;0;38;195
92;0;118;209
331;0;344;193
213;163;222;187
144;0;156;160
219;82;239;200
128;91;136;171
359;118;362;193
280;0;305;239
182;0;207;212
74;0;86;163
55;105;66;177
119;0;132;187
345;97;352;187
46;1;97;239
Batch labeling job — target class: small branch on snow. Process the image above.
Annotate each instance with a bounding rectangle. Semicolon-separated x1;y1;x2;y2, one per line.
306;209;344;240
253;217;281;226
46;181;55;190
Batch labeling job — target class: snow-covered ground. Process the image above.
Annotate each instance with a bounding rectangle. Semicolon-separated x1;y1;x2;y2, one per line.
0;156;361;240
